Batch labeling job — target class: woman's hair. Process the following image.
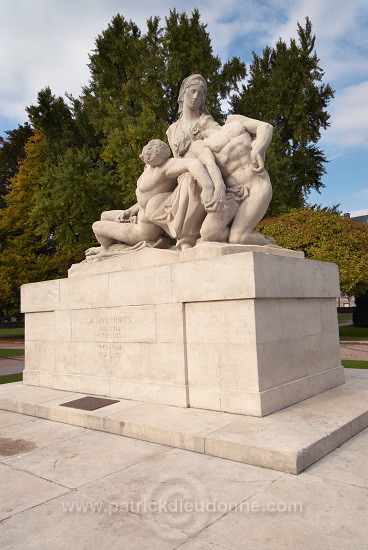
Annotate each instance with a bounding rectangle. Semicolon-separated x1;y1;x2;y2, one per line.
177;74;210;116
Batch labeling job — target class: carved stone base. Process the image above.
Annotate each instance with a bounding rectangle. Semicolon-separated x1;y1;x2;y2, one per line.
21;245;344;416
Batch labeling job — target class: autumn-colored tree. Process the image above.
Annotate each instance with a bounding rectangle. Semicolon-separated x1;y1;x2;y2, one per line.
0;130;75;315
257;209;368;296
0;123;33;209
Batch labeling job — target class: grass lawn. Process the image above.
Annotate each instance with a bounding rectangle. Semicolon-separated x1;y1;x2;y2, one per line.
339;325;368;341
0;328;24;338
342;360;368;369
0;349;25;358
0;373;23;384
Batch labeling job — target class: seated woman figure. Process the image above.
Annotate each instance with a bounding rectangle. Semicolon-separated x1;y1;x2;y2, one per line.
166;74;274;246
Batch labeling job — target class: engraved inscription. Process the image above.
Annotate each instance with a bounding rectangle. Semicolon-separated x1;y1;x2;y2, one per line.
98;343;122;359
223;247;252;255
90;316;131;358
90;316;131;342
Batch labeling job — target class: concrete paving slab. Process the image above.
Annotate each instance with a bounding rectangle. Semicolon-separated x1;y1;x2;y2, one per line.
78;447;282;537
0;365;24;376
0;409;34;429
35;392;144;431
357;371;368;379
103;402;240;453
0;462;69;521
2;430;171;489
0;374;367;474
0;413;367;550
205;379;368;473
179;540;229;550
344;368;368;378
305;427;368;488
0;356;24;375
0;417;88;450
0;383;77;416
0;491;188;550
196;473;368;549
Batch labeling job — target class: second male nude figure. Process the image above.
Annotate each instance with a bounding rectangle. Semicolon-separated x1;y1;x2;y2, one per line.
191;114;273;246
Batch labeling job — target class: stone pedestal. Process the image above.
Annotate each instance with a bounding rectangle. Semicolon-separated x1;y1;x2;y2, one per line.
21;245;345;417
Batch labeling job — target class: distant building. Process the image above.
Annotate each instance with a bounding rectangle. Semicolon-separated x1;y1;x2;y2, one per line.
352;214;368;224
343;213;368;224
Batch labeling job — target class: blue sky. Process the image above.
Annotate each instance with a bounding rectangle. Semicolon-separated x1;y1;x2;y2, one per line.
1;0;367;216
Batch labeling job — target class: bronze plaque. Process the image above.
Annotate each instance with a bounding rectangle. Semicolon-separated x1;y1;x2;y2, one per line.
60;396;119;411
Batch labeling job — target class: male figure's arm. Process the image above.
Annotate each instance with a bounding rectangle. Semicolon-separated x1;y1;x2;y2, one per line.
226;114;273;172
188;143;226;212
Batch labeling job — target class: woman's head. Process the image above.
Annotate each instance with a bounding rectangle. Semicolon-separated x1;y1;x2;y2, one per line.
140;139;171;166
177;74;209;116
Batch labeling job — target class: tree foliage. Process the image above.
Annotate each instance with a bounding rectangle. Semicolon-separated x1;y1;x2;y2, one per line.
0;130;76;315
257;209;368;296
231;17;334;215
0;123;33;209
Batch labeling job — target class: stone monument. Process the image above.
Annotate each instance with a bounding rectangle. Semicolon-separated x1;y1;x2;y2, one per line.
21;74;344;417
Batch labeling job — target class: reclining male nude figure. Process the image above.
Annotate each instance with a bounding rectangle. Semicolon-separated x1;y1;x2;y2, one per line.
85;139;226;256
190;114;274;246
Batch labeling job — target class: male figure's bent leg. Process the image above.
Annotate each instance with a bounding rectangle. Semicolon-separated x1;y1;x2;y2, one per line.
228;176;272;245
199;198;238;243
92;219;163;248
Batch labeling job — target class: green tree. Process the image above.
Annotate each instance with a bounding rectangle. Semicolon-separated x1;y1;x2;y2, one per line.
231;17;334;215
83;10;246;203
24;86;122;250
257;209;368;296
0;123;33;209
24;9;246;250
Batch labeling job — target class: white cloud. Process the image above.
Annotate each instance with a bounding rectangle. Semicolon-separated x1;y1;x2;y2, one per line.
324;82;368;148
267;0;368;83
0;0;367;139
0;0;190;121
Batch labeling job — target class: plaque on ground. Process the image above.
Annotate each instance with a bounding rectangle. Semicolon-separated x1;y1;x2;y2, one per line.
60;396;119;411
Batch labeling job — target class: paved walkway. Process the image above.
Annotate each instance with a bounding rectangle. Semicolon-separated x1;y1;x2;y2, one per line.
0;359;24;376
0;384;367;549
0;340;25;375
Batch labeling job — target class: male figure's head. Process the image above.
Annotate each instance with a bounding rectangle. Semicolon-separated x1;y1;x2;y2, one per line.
140;140;171;166
196;115;221;139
